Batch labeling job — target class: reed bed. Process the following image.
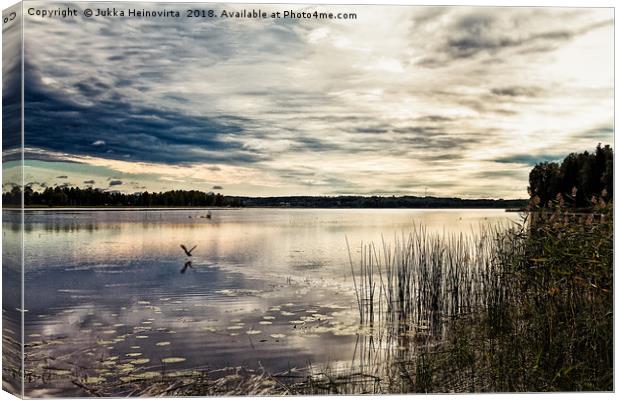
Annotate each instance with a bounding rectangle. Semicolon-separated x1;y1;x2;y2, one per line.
347;224;517;340
346;200;612;393
340;224;524;392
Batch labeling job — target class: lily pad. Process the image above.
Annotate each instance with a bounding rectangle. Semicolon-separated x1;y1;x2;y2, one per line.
134;371;161;379
166;371;201;378
226;326;243;330
161;357;186;363
118;363;135;373
84;376;105;384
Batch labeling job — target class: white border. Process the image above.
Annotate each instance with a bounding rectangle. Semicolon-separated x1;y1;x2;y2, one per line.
0;1;616;400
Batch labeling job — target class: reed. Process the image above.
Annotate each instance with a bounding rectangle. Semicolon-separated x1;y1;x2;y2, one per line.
348;224;514;340
346;200;612;393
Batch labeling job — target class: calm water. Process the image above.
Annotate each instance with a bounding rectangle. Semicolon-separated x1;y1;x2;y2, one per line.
5;208;518;395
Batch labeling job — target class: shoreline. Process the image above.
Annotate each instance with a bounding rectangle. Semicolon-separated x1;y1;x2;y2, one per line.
3;206;526;212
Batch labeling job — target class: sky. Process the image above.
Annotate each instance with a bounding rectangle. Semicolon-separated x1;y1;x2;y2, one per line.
12;2;614;198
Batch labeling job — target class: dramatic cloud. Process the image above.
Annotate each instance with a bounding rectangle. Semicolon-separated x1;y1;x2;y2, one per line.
24;60;263;165
19;3;613;198
490;86;542;98
411;8;612;66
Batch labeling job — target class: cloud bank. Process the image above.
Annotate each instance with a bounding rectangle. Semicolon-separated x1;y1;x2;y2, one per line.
21;3;613;198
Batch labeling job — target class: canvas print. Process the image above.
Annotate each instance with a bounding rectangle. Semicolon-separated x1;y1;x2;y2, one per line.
1;1;614;397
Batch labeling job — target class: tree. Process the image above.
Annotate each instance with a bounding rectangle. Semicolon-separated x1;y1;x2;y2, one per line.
529;144;613;208
528;162;560;206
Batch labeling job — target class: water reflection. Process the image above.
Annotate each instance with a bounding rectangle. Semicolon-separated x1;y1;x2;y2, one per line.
12;208;517;396
180;261;193;274
2;210;23;395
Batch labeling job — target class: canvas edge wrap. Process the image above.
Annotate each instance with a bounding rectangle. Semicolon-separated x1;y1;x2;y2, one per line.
2;2;24;398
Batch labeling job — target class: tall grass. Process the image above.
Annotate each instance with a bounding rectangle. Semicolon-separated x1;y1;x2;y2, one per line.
348;224;515;340
348;200;612;392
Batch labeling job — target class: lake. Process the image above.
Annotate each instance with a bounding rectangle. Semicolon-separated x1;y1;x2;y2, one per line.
3;208;519;396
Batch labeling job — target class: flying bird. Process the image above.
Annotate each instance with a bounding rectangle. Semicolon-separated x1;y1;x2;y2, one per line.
180;244;197;257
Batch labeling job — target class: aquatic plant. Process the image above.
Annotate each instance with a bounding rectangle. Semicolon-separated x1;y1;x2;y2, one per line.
347;199;613;392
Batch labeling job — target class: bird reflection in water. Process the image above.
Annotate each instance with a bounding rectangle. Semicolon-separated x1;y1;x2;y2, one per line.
180;260;193;274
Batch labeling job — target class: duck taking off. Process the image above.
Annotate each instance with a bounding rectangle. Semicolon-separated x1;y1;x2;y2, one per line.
180;244;197;257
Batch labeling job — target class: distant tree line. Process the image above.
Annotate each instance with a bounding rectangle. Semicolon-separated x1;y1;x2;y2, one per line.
528;144;613;208
1;185;527;208
231;195;526;209
2;186;242;207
